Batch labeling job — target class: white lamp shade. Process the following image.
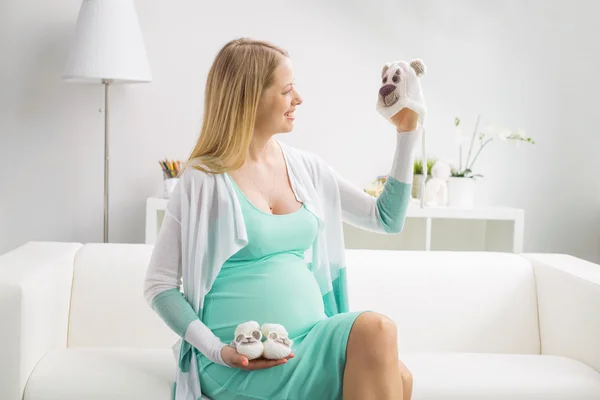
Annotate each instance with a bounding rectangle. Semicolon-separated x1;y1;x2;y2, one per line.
63;0;152;83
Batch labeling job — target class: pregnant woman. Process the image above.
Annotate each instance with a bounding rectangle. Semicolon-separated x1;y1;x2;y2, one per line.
143;37;421;400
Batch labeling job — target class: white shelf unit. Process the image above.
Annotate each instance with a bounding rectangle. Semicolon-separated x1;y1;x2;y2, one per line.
145;197;524;253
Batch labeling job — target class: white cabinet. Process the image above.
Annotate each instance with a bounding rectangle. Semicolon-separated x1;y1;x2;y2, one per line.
343;203;523;252
145;197;524;253
145;197;169;246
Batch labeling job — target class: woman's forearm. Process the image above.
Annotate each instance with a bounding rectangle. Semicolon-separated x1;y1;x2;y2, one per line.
389;126;422;184
151;288;230;367
375;126;421;233
336;126;420;234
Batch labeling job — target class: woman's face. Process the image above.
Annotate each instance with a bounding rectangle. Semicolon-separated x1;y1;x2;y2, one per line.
254;56;303;135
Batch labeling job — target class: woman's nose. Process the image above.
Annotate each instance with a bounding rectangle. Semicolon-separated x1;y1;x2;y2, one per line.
293;90;302;106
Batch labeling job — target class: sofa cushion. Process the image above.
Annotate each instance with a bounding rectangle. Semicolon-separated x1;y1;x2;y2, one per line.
68;243;177;348
24;349;600;400
24;348;175;400
345;250;540;354
403;352;600;400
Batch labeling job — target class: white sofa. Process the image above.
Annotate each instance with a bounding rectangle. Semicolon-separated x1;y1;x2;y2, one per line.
1;241;599;400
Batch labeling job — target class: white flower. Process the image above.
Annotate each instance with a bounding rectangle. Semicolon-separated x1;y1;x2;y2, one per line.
507;129;528;147
512;128;526;140
486;125;511;141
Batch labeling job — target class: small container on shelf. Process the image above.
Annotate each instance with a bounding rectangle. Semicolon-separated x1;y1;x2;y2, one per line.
159;159;182;198
163;177;179;198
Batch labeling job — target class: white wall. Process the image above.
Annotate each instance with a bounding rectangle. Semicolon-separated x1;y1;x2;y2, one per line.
1;0;599;262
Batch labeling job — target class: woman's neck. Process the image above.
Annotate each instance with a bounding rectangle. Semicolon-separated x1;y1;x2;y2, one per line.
247;133;276;164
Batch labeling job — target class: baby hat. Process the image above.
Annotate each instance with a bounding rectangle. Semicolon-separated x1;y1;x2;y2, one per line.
376;59;426;124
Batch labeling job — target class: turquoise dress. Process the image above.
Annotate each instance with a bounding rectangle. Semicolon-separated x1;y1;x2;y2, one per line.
197;173;364;400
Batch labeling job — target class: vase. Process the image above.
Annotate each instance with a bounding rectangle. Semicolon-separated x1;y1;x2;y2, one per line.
447;177;475;208
412;174;429;199
163;177;179;198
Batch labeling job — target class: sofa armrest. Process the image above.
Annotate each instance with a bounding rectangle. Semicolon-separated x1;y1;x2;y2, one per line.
0;242;81;400
522;253;600;372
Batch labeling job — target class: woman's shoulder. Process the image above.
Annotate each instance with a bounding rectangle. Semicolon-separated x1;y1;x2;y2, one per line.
278;140;330;174
278;141;339;201
176;160;223;194
179;165;205;184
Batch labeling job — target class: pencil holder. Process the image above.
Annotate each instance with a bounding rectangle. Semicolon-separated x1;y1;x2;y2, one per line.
163;177;179;198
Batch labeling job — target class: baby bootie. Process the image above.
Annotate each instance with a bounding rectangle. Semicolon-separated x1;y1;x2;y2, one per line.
376;59;427;124
231;321;264;360
261;323;293;360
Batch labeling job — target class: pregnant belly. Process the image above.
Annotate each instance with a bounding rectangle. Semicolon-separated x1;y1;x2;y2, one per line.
202;254;327;343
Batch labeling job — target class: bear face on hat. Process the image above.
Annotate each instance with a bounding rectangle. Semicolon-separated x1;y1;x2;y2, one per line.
376;59;426;123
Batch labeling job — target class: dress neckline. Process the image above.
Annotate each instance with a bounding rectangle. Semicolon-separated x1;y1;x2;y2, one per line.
225;172;304;217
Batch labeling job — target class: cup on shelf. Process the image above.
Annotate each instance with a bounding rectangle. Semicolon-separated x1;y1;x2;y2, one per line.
159;159;181;198
163;177;179;198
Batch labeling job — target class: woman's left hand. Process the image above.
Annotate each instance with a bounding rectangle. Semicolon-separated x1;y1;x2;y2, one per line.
390;107;419;132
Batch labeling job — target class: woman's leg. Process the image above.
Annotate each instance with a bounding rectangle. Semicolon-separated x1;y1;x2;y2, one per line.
343;312;413;400
398;358;413;400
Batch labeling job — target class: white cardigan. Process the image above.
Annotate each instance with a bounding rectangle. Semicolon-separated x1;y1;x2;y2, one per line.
143;127;421;400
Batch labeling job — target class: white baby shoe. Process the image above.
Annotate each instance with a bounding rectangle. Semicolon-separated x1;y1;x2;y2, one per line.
231;321;264;360
261;323;293;360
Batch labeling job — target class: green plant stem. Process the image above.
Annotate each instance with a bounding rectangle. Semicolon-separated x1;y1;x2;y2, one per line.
467;137;494;170
465;115;480;171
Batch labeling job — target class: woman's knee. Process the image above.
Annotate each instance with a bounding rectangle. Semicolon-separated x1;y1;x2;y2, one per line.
353;312;397;341
347;312;398;362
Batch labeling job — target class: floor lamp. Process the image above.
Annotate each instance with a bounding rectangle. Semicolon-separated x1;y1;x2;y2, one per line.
63;0;152;243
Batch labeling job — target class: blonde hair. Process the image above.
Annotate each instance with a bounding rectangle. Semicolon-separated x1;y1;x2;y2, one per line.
184;38;289;175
